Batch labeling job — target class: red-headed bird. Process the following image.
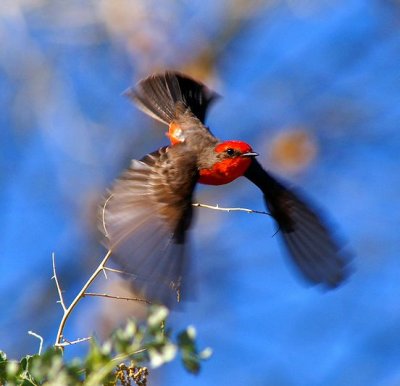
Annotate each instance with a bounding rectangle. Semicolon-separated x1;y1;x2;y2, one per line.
102;72;351;305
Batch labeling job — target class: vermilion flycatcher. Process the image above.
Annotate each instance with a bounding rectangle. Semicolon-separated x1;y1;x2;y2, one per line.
102;72;351;305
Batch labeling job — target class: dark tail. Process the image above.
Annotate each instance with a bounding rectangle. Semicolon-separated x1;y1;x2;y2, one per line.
125;71;219;125
245;159;352;289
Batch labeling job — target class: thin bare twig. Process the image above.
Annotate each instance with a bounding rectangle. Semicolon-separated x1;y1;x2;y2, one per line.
52;252;67;313
84;292;151;304
102;194;113;237
103;266;138;277
55;336;92;348
54;249;113;348
192;202;271;216
28;331;44;355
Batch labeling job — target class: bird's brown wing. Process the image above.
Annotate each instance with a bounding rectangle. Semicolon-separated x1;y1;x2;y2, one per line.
245;159;352;288
101;144;198;305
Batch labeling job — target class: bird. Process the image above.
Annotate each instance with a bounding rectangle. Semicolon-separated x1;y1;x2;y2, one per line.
101;71;351;306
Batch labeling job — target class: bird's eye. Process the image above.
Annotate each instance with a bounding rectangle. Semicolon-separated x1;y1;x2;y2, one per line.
226;148;235;156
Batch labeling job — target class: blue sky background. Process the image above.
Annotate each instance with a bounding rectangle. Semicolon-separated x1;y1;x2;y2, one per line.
1;1;400;385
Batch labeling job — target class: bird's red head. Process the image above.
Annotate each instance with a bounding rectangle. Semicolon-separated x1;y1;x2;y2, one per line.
199;140;258;185
214;140;254;155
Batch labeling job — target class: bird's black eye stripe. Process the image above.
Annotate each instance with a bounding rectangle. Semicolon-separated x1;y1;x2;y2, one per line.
226;148;235;156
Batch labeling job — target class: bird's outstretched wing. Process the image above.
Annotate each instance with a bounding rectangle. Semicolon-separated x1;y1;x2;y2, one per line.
101;144;198;305
245;159;352;288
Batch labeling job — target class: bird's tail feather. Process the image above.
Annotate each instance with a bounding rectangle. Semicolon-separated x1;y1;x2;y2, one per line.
125;71;219;125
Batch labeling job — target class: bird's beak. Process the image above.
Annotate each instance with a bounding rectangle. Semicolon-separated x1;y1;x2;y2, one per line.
241;152;259;158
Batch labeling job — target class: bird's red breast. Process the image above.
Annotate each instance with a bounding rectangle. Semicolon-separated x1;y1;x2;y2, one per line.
198;157;252;185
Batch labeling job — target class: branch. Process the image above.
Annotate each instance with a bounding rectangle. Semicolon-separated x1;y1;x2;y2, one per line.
54;249;113;348
52;252;67;313
55;336;92;348
192;202;271;216
28;331;44;355
103;266;138;277
101;194;113;237
84;292;151;305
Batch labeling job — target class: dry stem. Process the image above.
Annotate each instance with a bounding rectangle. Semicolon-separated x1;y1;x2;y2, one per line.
84;292;151;304
53;250;113;348
192;202;271;216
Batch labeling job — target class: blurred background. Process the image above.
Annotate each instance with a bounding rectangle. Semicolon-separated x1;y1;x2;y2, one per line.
1;0;400;384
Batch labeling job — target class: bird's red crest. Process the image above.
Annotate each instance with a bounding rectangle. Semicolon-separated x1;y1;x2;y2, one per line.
215;140;253;153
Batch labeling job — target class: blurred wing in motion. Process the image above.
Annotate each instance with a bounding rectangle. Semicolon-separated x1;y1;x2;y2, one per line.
245;159;352;288
101;144;198;305
125;71;219;125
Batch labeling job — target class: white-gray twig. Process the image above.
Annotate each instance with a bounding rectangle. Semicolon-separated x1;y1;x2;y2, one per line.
103;266;138;277
52;252;67;313
56;336;92;348
54;249;113;348
192;202;271;216
102;194;113;237
28;330;44;355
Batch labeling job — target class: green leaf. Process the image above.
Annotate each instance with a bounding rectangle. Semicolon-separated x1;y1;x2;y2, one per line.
6;360;19;378
177;327;196;351
199;347;213;360
85;339;111;376
177;326;212;374
148;342;177;368
147;305;169;329
0;350;8;382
